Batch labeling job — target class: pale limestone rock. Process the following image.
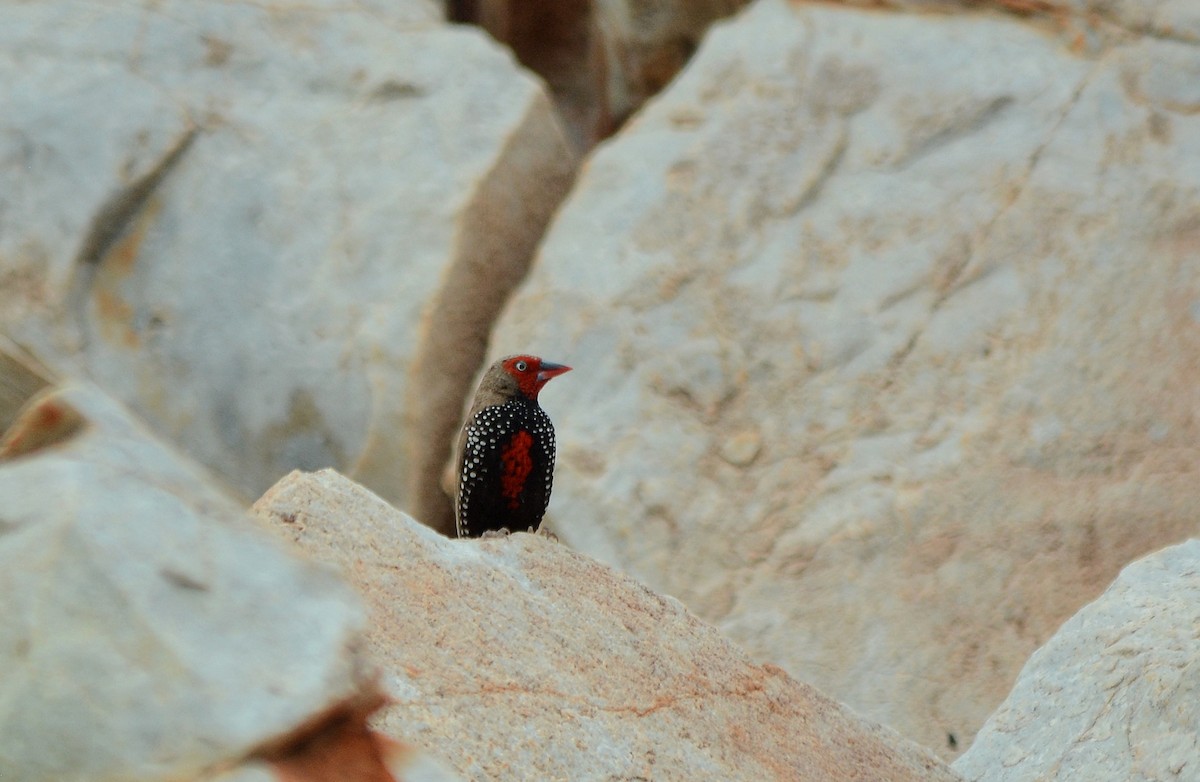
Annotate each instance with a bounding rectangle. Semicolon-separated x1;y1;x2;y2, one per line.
0;0;575;522
0;383;371;781
954;540;1200;781
489;0;1200;756
253;469;961;782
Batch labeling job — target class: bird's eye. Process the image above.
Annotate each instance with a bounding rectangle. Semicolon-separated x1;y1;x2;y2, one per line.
515;360;528;372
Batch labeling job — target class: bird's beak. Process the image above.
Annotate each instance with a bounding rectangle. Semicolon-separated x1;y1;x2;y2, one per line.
537;361;572;384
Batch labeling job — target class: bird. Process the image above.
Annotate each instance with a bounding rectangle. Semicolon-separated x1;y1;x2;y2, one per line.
455;354;571;538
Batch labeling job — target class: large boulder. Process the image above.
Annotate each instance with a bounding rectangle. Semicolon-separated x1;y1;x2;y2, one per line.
487;0;1200;755
954;540;1200;781
0;378;392;780
254;469;961;781
0;0;576;523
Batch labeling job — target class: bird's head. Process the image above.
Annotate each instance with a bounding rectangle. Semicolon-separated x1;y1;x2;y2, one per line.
486;354;571;401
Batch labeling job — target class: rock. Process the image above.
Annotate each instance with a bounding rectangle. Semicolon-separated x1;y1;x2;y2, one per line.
488;0;1200;756
0;381;384;781
253;469;961;781
0;0;576;527
954;540;1200;781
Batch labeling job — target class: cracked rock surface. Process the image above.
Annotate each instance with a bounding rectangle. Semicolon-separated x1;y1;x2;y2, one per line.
253;468;959;782
0;383;377;781
489;0;1200;756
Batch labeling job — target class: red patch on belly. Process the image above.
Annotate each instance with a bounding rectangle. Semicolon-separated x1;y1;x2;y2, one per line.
500;430;535;509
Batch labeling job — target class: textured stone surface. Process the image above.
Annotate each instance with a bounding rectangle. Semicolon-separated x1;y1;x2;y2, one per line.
254;469;961;782
488;0;1200;755
0;383;371;781
0;0;575;517
954;539;1200;781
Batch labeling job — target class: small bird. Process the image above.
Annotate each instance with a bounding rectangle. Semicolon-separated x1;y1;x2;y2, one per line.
455;354;571;538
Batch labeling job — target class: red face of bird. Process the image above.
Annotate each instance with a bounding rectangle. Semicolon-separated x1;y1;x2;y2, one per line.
502;354;571;399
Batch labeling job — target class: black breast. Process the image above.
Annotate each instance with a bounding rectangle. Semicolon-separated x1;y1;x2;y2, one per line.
456;398;557;537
